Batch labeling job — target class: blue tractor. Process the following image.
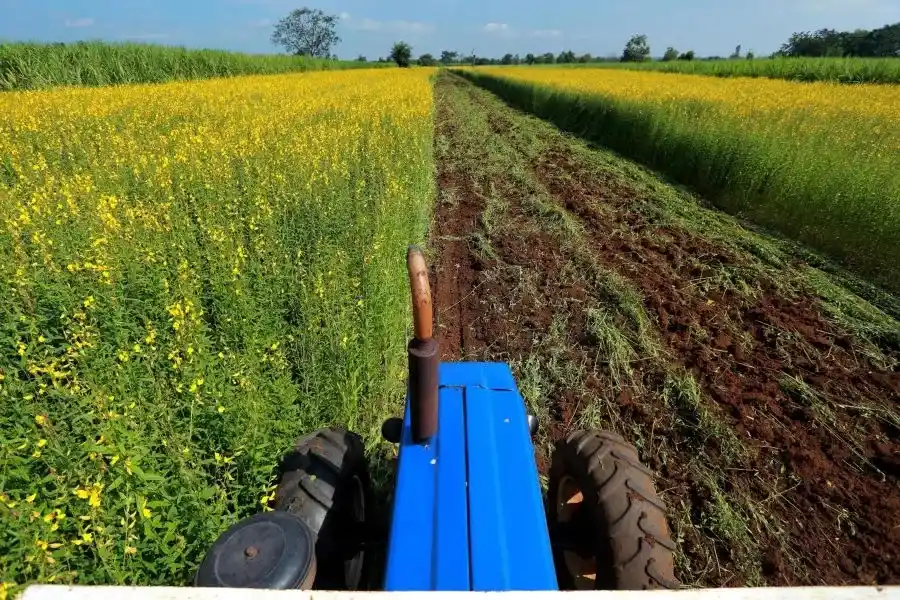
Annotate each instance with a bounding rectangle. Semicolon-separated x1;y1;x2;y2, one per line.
195;248;679;592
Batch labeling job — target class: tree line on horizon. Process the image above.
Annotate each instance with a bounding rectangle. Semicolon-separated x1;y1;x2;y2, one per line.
270;8;900;66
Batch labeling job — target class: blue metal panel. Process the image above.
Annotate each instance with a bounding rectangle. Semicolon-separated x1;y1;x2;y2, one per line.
383;386;469;590
384;362;557;591
465;385;558;591
432;387;470;590
439;361;517;390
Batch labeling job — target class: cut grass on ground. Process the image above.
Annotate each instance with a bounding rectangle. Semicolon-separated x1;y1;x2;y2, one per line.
432;72;900;587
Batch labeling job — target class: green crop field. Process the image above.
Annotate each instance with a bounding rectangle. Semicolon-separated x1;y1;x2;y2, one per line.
0;69;433;587
580;56;900;84
0;42;382;90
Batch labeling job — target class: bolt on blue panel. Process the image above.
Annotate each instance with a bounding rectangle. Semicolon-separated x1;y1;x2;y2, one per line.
384;362;557;591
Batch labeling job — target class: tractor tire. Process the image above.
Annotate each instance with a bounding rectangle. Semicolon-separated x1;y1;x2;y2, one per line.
548;430;679;590
274;428;373;590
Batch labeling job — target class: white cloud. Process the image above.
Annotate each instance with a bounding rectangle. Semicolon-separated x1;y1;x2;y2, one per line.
249;18;273;28
393;20;435;34
797;0;900;19
120;33;171;41
531;29;562;38
483;22;510;34
65;17;94;28
339;11;351;20
344;16;435;34
353;18;382;31
801;0;883;11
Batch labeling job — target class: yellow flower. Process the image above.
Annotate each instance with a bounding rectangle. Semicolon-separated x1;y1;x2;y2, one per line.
88;485;102;508
34;415;47;426
25;493;36;503
37;439;47;448
74;483;103;508
125;546;137;555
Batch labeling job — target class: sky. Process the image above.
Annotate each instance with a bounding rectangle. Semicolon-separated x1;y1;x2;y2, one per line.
1;0;899;59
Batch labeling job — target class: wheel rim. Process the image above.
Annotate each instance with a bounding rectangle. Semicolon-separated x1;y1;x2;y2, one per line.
556;475;597;590
344;474;366;589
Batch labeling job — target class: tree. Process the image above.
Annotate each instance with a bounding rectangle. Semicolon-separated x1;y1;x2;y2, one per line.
621;34;650;62
501;53;515;65
540;52;556;64
417;53;437;67
390;41;413;67
662;47;679;61
777;24;900;57
271;8;340;57
557;50;577;63
730;44;742;59
355;55;367;62
746;51;755;60
678;50;695;61
440;50;459;65
525;53;536;65
577;53;593;63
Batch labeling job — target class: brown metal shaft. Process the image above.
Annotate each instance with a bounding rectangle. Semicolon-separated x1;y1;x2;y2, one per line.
408;338;438;443
406;245;438;443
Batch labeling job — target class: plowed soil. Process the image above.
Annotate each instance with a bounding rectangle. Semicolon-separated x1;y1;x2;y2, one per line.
432;73;900;587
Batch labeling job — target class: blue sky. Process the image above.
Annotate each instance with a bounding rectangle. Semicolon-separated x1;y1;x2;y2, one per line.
2;0;899;59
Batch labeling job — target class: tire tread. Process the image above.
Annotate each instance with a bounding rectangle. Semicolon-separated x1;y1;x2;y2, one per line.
549;430;679;590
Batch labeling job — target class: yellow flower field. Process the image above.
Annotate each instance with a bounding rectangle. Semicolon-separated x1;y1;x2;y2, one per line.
0;69;434;586
463;67;900;291
483;67;900;157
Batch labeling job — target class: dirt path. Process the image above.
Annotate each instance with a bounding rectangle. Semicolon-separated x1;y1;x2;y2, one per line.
431;73;900;588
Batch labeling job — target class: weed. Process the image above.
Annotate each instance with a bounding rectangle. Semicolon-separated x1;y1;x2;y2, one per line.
802;267;900;355
699;476;762;586
584;307;636;388
664;372;746;465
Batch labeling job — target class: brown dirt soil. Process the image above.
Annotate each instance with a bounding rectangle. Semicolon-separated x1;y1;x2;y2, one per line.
534;143;900;585
431;74;900;587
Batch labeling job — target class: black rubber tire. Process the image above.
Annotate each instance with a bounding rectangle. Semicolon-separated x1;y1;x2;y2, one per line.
548;430;680;590
274;428;373;590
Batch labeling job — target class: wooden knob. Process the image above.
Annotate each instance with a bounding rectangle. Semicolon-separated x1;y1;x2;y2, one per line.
407;246;432;341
